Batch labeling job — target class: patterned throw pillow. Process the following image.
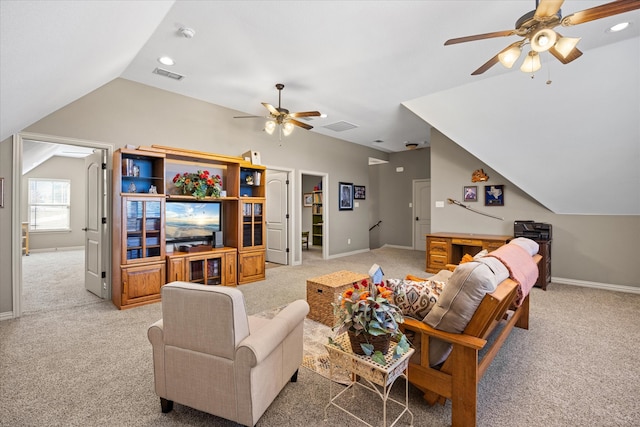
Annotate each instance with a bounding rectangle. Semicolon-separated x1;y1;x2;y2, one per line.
386;279;446;321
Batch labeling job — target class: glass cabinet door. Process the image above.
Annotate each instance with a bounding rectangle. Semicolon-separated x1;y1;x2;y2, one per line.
241;201;264;249
123;197;164;263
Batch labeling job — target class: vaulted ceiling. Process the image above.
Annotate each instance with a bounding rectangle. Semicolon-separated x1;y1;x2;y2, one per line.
1;1;638;214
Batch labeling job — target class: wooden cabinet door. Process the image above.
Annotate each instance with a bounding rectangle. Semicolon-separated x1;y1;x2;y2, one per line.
238;251;265;284
224;251;237;285
166;257;184;283
121;262;166;307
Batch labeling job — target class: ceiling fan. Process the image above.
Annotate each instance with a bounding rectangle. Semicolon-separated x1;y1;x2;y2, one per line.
445;0;640;75
234;83;321;137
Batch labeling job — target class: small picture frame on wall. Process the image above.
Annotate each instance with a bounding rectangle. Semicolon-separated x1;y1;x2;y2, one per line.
485;184;504;206
303;193;313;207
463;185;477;202
339;182;353;210
354;185;366;200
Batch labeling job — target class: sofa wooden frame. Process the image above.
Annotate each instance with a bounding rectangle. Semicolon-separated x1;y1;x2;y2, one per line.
400;254;541;427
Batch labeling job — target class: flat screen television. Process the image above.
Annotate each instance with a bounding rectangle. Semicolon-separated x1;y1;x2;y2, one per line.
165;201;221;243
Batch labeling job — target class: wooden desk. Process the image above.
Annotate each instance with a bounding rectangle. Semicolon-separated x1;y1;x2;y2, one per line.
426;232;512;273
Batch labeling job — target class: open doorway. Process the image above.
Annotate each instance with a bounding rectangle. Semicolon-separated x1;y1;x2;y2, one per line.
13;133;112;318
300;172;327;264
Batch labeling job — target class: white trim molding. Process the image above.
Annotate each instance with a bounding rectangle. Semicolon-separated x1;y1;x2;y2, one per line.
552;277;640;295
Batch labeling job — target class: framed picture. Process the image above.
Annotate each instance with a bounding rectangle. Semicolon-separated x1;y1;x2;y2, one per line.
463;185;477;202
303;192;313;207
354;185;366;200
339;182;353;210
485;184;504;206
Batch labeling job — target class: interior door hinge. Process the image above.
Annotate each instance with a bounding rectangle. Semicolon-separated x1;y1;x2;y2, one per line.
285;213;290;219
286;248;290;253
101;271;106;279
285;179;290;185
102;163;107;170
102;217;107;224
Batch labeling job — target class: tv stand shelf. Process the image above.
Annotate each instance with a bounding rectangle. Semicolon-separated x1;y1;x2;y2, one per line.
167;247;237;286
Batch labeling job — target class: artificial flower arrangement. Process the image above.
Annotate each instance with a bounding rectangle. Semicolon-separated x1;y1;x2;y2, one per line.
331;278;409;364
173;170;222;199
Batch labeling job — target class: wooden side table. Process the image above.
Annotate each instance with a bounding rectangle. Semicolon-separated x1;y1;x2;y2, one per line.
324;333;414;427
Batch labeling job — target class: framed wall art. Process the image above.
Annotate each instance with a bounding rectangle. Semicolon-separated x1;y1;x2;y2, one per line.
485;184;504;206
303;192;313;207
354;185;366;200
463;185;477;202
339;182;353;210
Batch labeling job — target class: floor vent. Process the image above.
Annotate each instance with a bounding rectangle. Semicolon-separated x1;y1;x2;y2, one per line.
323;121;358;132
152;67;184;81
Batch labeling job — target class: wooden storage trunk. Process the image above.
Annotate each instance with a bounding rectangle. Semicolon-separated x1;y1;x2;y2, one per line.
306;270;369;327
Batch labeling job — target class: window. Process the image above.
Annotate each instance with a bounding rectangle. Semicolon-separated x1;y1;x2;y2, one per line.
28;179;71;231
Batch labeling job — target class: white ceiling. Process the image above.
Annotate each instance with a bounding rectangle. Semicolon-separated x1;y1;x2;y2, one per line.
1;1;638;214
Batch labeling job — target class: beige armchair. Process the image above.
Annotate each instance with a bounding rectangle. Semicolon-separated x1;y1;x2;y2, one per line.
148;281;310;426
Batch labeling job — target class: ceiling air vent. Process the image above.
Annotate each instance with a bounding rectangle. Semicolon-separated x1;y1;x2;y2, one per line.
152;67;184;81
323;121;358;132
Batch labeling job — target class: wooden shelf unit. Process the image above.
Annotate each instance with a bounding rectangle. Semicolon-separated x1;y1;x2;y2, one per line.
112;146;266;309
312;190;323;246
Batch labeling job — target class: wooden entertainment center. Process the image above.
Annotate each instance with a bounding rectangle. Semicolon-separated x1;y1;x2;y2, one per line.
112;145;266;309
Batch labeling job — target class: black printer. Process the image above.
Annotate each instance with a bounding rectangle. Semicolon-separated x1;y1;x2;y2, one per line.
514;220;552;241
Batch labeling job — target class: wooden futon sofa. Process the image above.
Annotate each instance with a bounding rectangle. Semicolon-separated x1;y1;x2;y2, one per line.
400;240;541;427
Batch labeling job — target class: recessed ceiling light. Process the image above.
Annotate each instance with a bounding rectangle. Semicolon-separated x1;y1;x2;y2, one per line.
607;22;630;33
158;56;175;66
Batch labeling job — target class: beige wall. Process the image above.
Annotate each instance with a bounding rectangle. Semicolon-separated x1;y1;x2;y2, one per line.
431;128;640;288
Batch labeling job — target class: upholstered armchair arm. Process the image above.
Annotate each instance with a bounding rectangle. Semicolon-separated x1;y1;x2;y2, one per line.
147;319;167;397
237;300;309;366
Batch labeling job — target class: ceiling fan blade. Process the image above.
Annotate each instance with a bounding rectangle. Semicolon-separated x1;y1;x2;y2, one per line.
262;102;280;116
549;45;583;64
471;54;500;75
534;0;565;20
445;29;516;45
289;111;321;118
561;0;640;26
288;118;313;130
233;115;263;119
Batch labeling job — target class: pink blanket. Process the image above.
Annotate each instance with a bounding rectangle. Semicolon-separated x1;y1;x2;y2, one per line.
487;244;539;306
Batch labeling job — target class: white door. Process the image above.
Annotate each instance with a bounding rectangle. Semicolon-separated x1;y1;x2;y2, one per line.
413;179;431;250
266;170;288;265
84;150;104;297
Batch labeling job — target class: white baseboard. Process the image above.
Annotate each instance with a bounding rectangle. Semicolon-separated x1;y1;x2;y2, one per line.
28;246;84;254
327;248;370;259
552;277;640;294
382;244;416;250
0;311;15;322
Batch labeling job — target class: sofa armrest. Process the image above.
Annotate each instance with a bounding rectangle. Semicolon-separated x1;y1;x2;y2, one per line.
402;317;486;350
237;300;309;366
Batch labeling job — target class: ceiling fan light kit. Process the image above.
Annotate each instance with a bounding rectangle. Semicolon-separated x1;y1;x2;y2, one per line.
554;36;581;58
530;28;558;52
498;44;523;68
520;51;542;73
445;0;640;77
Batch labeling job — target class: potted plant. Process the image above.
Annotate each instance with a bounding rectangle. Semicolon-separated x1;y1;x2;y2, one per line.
173;170;222;199
331;279;409;364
